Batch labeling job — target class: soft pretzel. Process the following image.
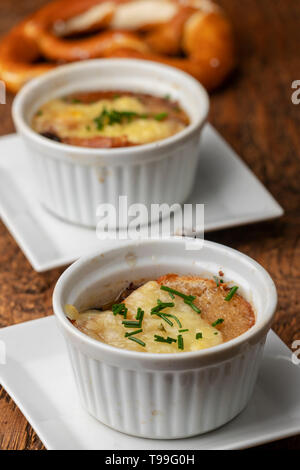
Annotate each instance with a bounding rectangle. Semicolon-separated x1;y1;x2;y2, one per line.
105;9;235;90
23;0;151;62
0;20;54;94
0;0;235;93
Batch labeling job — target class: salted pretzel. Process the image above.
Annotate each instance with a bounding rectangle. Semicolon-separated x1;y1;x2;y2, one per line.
0;0;235;93
0;20;55;94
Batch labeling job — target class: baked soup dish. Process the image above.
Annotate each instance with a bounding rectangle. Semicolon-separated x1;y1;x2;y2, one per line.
32;91;189;147
65;273;255;353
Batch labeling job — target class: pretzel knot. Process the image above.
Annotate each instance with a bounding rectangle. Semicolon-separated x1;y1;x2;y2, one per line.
0;0;235;93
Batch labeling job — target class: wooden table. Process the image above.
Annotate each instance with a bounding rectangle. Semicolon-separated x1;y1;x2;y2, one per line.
0;0;299;450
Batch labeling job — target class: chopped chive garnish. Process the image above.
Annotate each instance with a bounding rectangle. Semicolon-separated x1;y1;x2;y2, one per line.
122;320;141;328
168;337;177;343
154;112;168;121
154;335;167;343
128;336;146;347
86;125;91;131
71;98;81;103
151;300;174;315
163;314;182;328
125;329;143;337
136;307;144;321
149;300;174;326
94;108;149;130
177;334;184;350
164;94;170;100
188;303;201;313
121;307;145;328
112;303;128;318
151;299;175;326
212;318;224;327
139;311;144;324
225;286;239;301
179;329;189;333
158;323;166;332
214;332;219;335
213;276;220;287
36;110;43;116
220;279;224;284
158;313;173;326
154;335;176;344
196;332;203;339
160;286;201;313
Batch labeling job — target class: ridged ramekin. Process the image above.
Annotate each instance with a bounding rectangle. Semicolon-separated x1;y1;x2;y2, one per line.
12;59;209;227
53;238;277;439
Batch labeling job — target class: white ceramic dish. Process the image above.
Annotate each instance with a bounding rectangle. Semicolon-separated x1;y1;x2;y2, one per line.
0;125;283;272
52;238;277;439
1;316;299;450
12;59;209;228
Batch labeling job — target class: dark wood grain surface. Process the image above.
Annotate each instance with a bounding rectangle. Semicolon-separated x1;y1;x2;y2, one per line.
0;0;299;450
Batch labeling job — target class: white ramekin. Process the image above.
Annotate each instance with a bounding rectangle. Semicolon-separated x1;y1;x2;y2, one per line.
12;59;209;228
53;238;277;439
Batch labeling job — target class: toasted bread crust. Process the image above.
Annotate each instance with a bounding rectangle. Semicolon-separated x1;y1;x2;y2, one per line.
156;274;255;342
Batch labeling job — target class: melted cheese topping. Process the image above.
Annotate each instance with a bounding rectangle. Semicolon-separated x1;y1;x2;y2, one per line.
73;281;223;353
32;95;186;145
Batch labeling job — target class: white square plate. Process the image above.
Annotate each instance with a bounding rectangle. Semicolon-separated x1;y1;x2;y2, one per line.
0;316;299;450
0;125;283;272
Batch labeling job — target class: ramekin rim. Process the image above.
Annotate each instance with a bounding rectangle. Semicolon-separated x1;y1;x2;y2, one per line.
52;238;277;363
12;58;209;160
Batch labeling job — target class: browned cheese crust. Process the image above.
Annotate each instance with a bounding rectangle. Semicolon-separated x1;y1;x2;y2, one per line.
156;274;255;342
